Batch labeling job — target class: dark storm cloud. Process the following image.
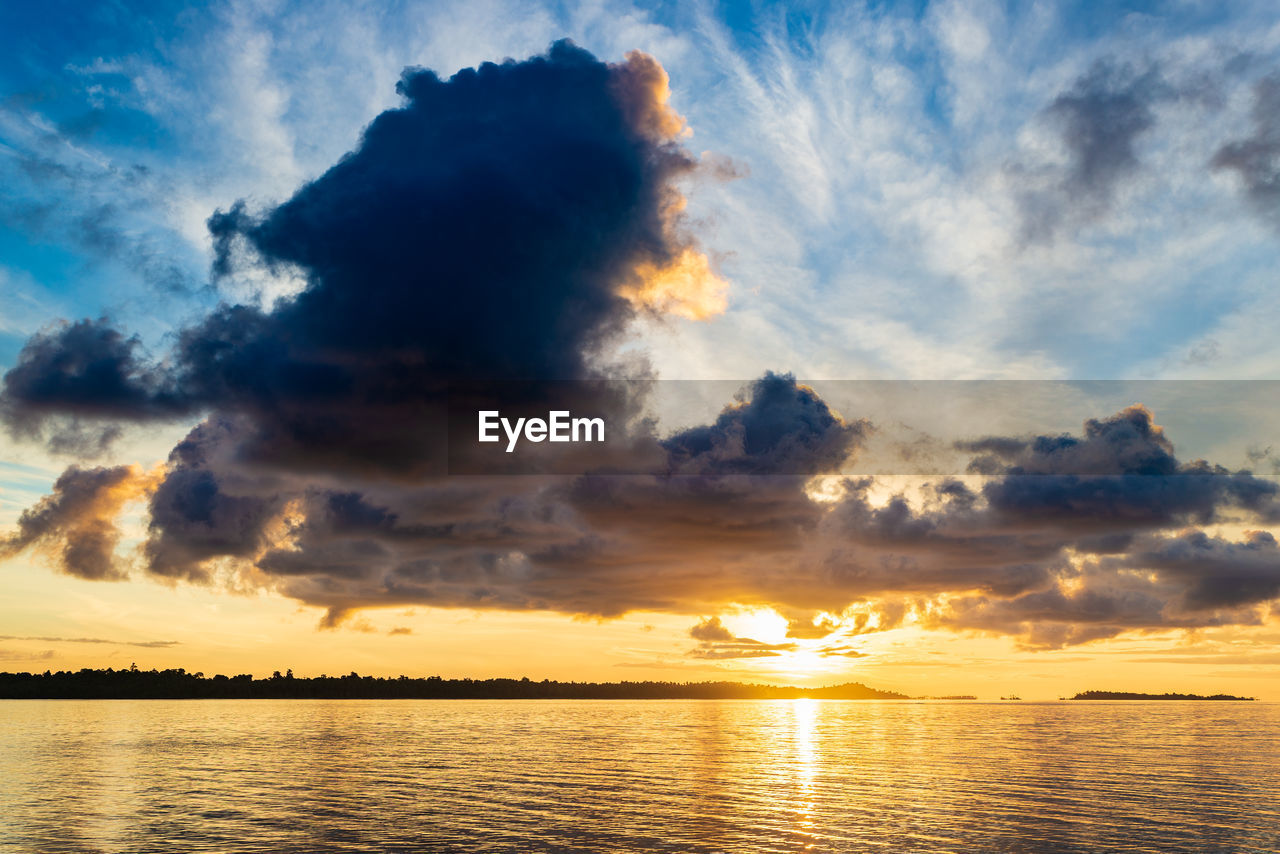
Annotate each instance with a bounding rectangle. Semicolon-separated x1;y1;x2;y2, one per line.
928;540;1276;648
966;406;1279;527
871;405;1280;646
143;419;285;583
0;319;190;438
10;377;1280;648
2;40;735;595
962;405;1178;475
114;400;1280;646
0;464;157;580
252;401;1280;637
1118;530;1280;611
144;465;282;582
140;372;868;626
200;39;699;382
2;40;717;476
663;372;869;475
1212;74;1280;229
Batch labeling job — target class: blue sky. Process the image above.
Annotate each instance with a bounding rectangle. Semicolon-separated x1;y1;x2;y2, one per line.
4;0;1280;384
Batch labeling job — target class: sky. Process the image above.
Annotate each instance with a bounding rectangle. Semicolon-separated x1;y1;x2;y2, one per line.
3;0;1280;699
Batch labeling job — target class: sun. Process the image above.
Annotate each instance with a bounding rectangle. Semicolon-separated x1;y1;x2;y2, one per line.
724;607;790;645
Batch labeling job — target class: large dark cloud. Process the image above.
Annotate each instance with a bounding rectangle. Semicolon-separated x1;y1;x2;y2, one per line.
0;40;730;594
167;398;1278;647
1;40;721;476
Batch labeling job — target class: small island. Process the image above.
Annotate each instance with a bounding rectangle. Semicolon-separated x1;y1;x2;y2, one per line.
0;667;910;700
1070;690;1255;701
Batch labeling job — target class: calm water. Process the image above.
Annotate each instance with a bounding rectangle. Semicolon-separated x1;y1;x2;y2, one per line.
2;700;1278;853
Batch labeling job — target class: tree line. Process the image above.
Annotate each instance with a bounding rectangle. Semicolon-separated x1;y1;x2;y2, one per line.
1070;690;1254;701
0;666;910;700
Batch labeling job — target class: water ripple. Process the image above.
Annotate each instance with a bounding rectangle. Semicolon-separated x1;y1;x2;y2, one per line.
2;700;1278;852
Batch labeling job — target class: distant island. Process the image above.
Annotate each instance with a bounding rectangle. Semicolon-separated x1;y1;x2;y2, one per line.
0;667;909;700
1070;691;1255;701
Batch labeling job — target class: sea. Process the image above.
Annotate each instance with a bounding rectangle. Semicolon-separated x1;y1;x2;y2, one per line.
2;699;1278;853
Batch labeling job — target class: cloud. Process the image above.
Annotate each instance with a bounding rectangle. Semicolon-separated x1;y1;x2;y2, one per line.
0;149;202;297
144;451;284;583
1212;74;1280;230
0;318;191;443
663;372;869;474
0;649;56;662
0;463;161;580
274;403;1276;636
934;586;1180;650
2;40;732;581
44;421;124;459
3;40;726;470
12;376;1280;650
815;644;865;658
785;615;840;639
1014;60;1166;243
1010;54;1237;246
686;616;796;659
968;405;1279;527
1119;529;1280;611
5;37;1280;651
688;615;734;642
0;635;178;648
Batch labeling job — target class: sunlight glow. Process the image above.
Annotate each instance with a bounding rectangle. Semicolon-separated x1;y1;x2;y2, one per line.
725;607;789;645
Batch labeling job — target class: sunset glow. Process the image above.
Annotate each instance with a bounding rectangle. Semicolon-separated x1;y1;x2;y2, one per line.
3;1;1280;706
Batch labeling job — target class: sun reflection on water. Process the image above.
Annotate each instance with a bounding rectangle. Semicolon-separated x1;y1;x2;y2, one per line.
791;699;818;847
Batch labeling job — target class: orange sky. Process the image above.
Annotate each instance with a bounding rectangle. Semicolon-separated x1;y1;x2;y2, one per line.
3;524;1274;701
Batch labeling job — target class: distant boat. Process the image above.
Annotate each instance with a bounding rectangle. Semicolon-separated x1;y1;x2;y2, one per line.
1000;695;1022;700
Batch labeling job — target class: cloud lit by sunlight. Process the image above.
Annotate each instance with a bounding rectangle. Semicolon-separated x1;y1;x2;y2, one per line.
623;247;729;320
